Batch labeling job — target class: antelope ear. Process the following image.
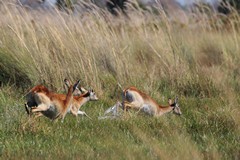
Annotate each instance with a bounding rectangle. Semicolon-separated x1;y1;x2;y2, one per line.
88;87;93;92
168;98;172;105
64;78;71;87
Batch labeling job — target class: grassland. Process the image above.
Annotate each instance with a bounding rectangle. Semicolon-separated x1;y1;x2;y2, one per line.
0;2;240;160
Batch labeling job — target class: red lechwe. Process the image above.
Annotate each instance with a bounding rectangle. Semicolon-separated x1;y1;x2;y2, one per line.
25;80;81;122
122;87;182;117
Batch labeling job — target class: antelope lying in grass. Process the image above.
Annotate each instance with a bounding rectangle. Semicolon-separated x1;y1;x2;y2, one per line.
100;86;182;119
25;80;81;122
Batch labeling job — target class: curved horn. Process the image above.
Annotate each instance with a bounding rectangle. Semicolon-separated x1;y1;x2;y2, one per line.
73;80;81;92
174;96;178;104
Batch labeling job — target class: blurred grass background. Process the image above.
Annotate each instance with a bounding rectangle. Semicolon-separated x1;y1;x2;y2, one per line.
0;1;239;159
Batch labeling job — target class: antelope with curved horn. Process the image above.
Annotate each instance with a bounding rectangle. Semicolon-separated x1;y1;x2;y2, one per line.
25;80;81;122
122;87;182;117
100;86;182;119
25;79;98;120
63;79;98;119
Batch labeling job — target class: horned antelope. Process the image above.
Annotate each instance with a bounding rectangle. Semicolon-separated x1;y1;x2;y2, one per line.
25;78;85;114
25;79;98;120
99;86;181;119
66;89;98;119
25;79;82;106
25;80;81;122
63;79;98;119
122;87;182;117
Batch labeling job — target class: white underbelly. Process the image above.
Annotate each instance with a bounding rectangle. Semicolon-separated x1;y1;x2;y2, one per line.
141;104;153;115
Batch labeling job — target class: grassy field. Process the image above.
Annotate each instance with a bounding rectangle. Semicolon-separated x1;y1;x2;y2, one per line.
0;2;240;159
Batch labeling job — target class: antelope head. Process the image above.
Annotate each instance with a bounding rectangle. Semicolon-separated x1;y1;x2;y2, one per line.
169;97;182;115
86;88;99;101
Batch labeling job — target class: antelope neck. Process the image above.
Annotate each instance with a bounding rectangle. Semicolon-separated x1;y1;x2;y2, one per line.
158;105;174;113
